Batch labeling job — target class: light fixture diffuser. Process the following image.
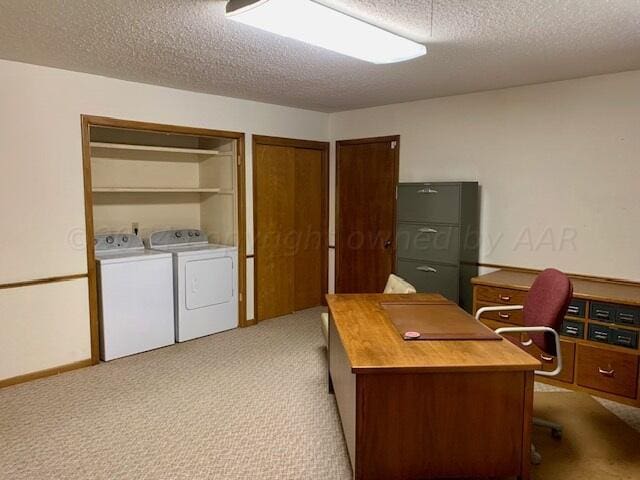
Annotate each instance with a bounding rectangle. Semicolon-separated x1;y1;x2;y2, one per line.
226;0;427;64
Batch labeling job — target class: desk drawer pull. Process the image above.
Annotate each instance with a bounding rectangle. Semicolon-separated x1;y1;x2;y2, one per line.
417;227;438;234
540;354;554;363
416;266;437;273
598;367;615;378
499;295;511;302
498;312;511;319
417;187;438;194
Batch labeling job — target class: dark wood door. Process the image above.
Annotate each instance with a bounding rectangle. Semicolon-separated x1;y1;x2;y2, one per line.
254;137;328;321
336;137;399;293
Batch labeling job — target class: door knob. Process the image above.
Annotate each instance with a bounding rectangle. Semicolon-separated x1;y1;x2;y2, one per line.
384;240;392;249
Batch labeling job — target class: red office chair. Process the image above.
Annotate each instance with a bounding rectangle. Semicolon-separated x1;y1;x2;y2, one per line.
475;268;573;465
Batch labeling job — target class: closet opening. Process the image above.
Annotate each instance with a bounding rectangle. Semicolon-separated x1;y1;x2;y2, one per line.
81;116;247;364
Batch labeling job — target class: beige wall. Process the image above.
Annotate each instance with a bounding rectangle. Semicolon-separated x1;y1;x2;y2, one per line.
329;70;640;282
0;59;328;381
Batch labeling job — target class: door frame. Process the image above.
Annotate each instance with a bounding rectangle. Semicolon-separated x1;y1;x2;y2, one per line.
252;135;330;321
335;135;400;293
81;115;248;364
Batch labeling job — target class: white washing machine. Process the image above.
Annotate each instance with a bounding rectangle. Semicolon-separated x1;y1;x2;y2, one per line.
147;229;238;342
95;233;175;361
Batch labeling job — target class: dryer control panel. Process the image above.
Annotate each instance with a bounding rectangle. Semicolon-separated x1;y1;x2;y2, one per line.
95;233;144;252
148;229;208;248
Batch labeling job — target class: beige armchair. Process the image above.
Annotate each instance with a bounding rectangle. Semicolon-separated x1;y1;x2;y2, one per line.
320;274;417;341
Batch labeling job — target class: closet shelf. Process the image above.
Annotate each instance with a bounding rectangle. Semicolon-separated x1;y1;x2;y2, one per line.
90;142;231;156
92;187;222;194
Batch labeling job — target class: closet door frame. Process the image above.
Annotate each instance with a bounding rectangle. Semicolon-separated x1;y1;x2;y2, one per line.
252;135;330;321
81;115;248;364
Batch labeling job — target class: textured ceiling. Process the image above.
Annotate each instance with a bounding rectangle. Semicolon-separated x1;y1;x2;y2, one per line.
0;0;639;112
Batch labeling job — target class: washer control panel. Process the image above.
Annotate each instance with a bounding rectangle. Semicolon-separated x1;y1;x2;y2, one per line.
95;233;144;252
148;229;207;248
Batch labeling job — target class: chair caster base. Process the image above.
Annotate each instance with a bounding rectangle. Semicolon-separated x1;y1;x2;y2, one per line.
531;444;542;465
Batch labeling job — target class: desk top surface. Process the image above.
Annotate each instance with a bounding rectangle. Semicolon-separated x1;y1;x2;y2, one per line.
327;293;540;374
472;270;640;306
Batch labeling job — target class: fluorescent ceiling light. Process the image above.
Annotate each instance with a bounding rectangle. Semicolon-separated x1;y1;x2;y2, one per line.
226;0;427;64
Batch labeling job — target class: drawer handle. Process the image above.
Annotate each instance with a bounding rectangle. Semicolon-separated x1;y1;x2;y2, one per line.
598;367;615;378
618;313;634;321
417;227;438;234
540;354;554;363
565;326;578;334
416;266;437;273
595;310;610;319
417;187;438;194
498;312;511;319
567;306;579;314
499;295;511;302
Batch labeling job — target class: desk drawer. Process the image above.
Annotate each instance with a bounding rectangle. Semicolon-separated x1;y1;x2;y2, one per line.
475;286;527;306
538;340;575;384
475;302;524;326
396;223;460;264
480;319;575;383
561;320;585;339
397;260;459;302
590;302;616;323
397;184;461;224
576;345;638;399
566;299;587;318
616;306;640;326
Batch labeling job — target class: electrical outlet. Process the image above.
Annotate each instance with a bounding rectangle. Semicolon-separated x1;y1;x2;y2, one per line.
132;222;139;236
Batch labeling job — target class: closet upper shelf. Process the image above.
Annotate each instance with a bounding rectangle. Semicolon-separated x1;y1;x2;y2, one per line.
92;187;225;194
90;142;231;157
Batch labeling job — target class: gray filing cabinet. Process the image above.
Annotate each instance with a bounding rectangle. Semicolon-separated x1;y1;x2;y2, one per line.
396;182;479;312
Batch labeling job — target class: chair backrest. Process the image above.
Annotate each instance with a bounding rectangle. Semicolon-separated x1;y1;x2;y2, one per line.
384;274;417;294
524;268;573;355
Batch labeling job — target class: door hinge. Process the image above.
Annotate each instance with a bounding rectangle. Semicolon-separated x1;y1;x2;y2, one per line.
237;155;242;166
391;141;397;149
239;293;243;302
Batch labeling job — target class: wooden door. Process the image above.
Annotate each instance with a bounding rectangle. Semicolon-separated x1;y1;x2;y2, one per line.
294;148;325;310
336;136;399;293
255;144;295;321
254;137;328;321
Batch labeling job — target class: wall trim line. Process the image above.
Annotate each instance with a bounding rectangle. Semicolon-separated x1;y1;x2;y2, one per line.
0;358;93;389
0;273;88;291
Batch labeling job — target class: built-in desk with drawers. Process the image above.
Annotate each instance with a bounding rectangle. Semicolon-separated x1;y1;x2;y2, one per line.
473;269;640;407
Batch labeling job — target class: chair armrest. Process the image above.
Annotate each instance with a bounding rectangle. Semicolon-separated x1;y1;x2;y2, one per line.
494;326;562;377
474;305;524;320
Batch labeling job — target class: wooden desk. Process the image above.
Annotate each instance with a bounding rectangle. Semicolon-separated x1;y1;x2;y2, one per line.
327;293;540;480
473;269;640;407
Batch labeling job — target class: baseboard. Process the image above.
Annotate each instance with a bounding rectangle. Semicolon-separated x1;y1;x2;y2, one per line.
244;318;258;327
0;358;93;389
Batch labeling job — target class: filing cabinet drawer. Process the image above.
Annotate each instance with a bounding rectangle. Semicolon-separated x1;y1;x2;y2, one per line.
397;259;459;302
397;184;461;224
609;328;639;349
475;286;528;306
396;223;460;264
576;345;639;398
588;324;611;343
616;306;640;326
561;320;585;339
590;302;617;323
475;302;524;325
566;299;587;318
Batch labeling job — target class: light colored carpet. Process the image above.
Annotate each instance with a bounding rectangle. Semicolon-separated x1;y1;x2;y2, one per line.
0;307;351;480
1;307;639;480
